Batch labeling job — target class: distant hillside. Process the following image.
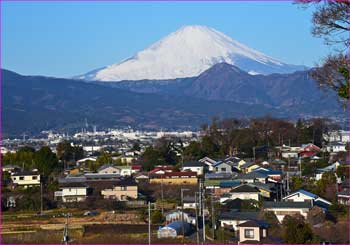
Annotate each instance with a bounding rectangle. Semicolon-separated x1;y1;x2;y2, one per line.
3;69;281;137
107;63;343;118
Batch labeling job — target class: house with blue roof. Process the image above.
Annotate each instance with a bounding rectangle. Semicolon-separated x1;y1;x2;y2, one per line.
282;189;331;209
253;168;283;183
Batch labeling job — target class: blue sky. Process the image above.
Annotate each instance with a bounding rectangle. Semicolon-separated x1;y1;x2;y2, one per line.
2;1;332;78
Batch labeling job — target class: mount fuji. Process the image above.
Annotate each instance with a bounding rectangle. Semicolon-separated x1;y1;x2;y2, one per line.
78;25;306;81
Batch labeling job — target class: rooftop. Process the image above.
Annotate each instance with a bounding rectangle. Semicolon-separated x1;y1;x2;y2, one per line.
264;201;312;209
230;184;260;193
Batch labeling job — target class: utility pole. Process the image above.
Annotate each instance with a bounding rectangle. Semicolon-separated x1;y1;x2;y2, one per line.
181;188;189;244
161;174;164;215
148;202;151;245
195;192;200;245
198;181;202;214
40;182;43;215
202;187;206;244
211;194;215;240
287;157;290;195
253;146;256;162
62;213;71;245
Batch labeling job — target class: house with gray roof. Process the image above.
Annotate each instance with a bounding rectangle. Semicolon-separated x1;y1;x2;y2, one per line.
218;211;260;231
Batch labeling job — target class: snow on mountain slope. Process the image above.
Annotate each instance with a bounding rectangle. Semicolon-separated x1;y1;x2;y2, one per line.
78;25;305;81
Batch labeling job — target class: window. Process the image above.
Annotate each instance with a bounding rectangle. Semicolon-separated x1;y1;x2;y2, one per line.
221;167;226;172
244;229;254;239
13;177;16;180
19;177;24;180
121;186;127;191
32;176;37;180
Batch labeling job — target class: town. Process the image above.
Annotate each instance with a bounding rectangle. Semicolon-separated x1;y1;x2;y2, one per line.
1;117;349;244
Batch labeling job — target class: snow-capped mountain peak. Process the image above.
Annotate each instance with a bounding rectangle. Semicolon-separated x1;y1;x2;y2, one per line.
78;25;305;81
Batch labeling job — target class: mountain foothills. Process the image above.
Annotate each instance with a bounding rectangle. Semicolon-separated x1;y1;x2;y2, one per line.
2;69;280;137
2;63;344;137
77;25;306;81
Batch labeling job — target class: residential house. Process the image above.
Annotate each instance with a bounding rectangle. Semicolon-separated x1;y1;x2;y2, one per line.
277;145;301;159
84;173;120;181
282;189;331;209
240;162;260;173
64;167;81;176
11;170;40;187
236;172;267;184
324;130;350;143
214;160;240;174
97;164;131;176
221;198;244;211
237;220;269;244
218;211;259;231
247;182;276;199
299;143;321;158
150;172;197;185
220;184;260;203
149;165;174;175
263;201;312;222
134;172;149;182
183;195;197;209
76;157;97;166
315;161;342;181
2;165;21;173
199;156;218;172
337;190;350;205
326;142;347;153
101;178;138;200
97;164;120;174
55;182;89;202
253;168;283;183
115;166;132;176
181;161;205;175
214;180;241;196
204;172;237;191
118;156;135;164
131;164;142;173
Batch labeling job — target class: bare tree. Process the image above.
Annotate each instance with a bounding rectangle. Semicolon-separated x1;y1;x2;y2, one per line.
297;0;350;101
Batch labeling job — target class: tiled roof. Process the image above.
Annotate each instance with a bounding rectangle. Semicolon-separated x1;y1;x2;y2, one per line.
237;172;267;180
97;164;117;172
237;220;269;228
60;182;88;188
12;170;39;176
219;211;259;221
230;184;260;193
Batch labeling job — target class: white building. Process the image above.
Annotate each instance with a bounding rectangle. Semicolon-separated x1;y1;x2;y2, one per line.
55;183;88;202
326;142;347;152
181;161;205;175
264;201;312;223
282;189;331;209
218;211;259;231
11;170;40;187
220;184;260;203
198;157;217;172
324;130;350;143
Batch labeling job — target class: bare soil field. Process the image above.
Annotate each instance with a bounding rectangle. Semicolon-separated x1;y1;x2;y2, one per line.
2;224;185;244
